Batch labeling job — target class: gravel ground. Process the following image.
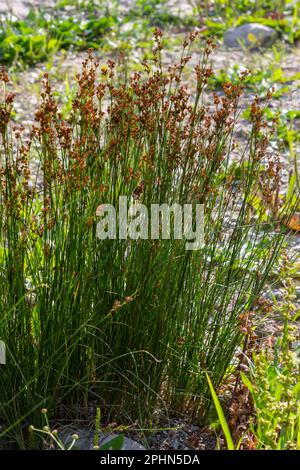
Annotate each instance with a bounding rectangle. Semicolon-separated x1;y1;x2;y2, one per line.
0;0;56;17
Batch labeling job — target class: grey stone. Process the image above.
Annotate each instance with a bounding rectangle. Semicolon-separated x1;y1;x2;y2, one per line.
59;428;145;450
224;23;278;49
121;436;145;451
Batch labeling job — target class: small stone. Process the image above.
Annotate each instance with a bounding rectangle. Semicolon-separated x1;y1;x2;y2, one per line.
170;439;180;450
224;23;278;49
59;428;145;450
100;434;145;451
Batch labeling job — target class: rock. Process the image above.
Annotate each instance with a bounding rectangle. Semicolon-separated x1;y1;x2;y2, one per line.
59;428;145;450
58;428;88;450
224;23;278;49
122;436;145;451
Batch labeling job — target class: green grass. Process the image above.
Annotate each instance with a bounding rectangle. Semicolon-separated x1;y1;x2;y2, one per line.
0;2;117;67
241;260;300;450
206;372;235;450
0;32;296;448
205;256;300;450
191;0;300;43
209;63;300;99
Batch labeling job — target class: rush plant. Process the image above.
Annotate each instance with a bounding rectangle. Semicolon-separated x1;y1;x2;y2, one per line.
0;31;294;448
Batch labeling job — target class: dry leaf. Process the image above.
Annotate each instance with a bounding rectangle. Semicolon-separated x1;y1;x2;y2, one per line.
285;213;300;232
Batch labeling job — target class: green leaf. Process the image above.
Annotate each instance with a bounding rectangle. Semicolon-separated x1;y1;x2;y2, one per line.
297;405;300;448
99;434;124;450
240;371;254;395
246;194;268;222
205;372;235;450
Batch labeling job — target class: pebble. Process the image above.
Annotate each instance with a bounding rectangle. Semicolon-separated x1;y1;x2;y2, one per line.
224;23;278;49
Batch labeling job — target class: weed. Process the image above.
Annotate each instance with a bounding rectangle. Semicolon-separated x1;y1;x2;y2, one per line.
29;408;124;450
242;257;300;449
0;2;117;68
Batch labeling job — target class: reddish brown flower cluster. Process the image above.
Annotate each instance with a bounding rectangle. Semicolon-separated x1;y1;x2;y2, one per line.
0;30;283;241
0;71;15;137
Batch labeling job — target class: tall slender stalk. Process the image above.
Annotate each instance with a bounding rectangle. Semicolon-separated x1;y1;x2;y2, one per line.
0;34;295;447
